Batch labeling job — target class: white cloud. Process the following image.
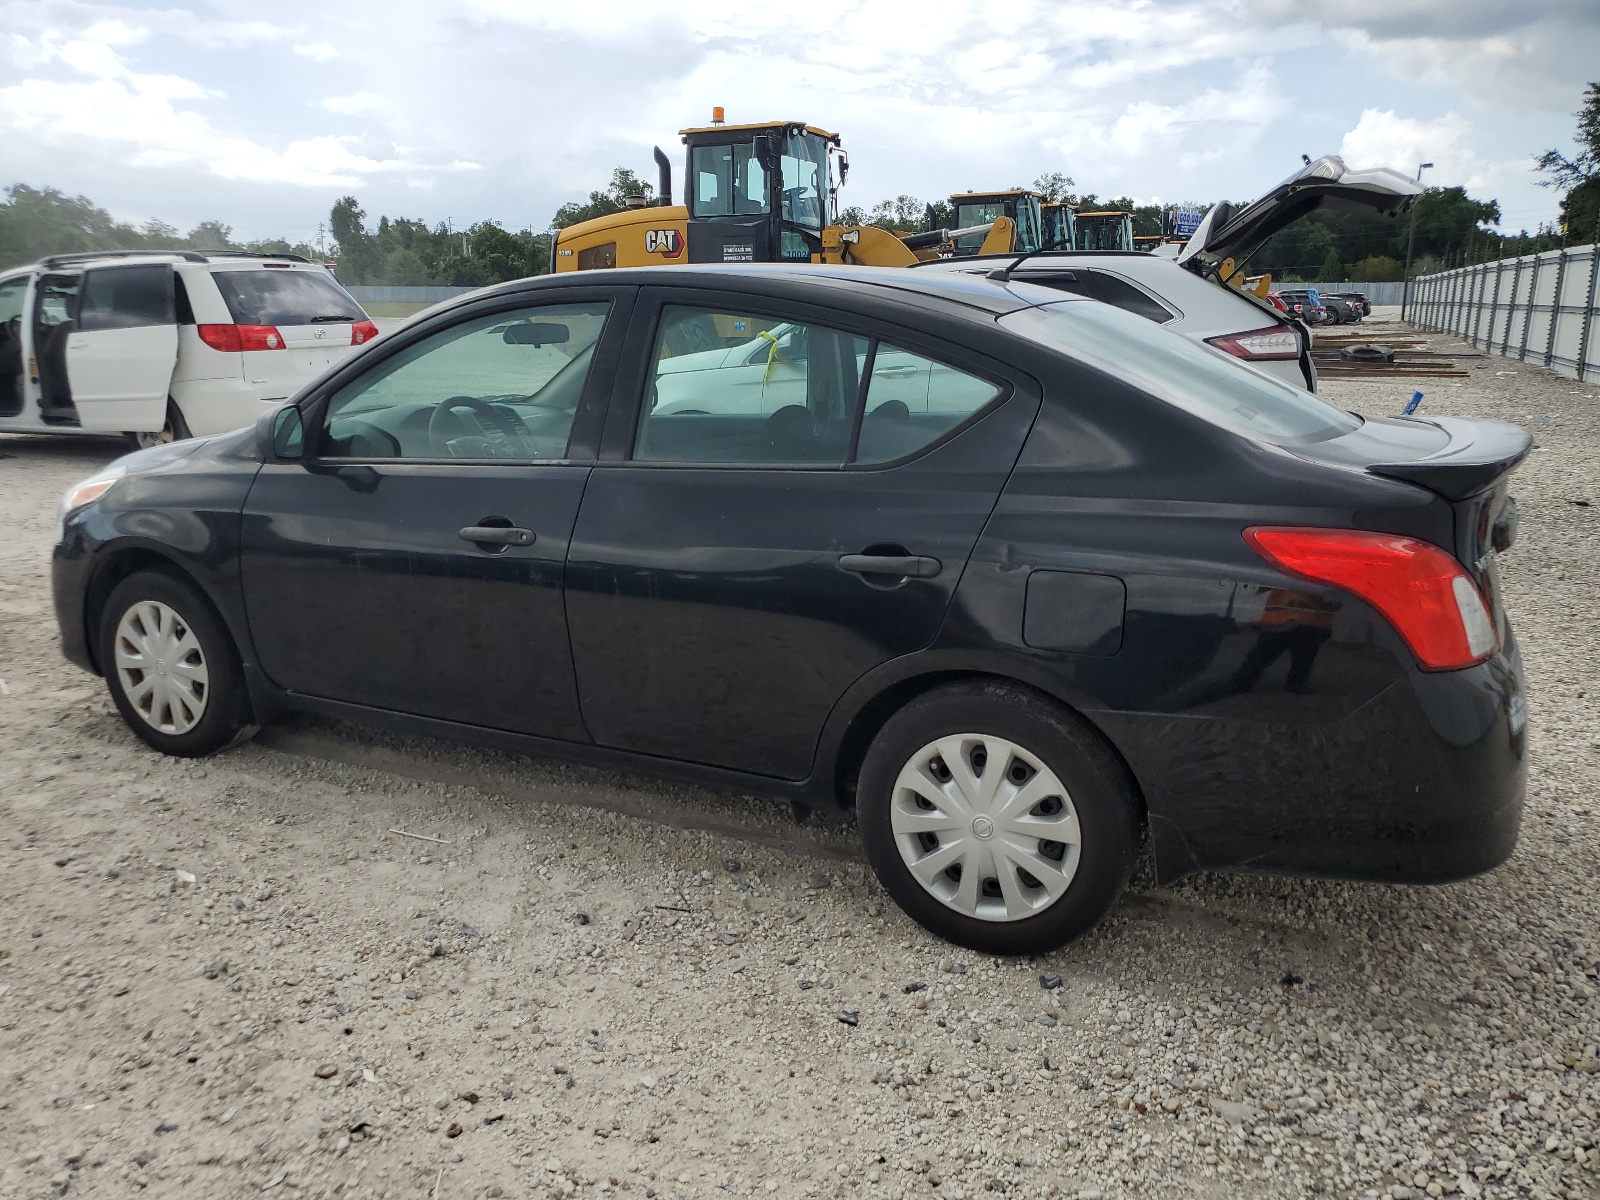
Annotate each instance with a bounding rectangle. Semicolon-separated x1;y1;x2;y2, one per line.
321;91;386;116
1338;108;1526;196
0;17;478;189
294;41;339;62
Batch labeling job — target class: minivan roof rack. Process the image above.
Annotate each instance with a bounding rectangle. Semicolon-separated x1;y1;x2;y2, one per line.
195;250;312;263
37;248;314;270
40;249;208;268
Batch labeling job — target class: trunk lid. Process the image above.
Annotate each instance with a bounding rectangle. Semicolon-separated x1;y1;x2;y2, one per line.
1178;155;1422;274
1289;413;1531;621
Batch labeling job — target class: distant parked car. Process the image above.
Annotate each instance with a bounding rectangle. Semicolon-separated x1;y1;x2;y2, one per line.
1323;291;1371;319
0;250;377;447
1277;289;1333;326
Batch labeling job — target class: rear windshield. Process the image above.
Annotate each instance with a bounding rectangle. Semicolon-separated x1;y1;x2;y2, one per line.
999;300;1358;444
212;269;365;326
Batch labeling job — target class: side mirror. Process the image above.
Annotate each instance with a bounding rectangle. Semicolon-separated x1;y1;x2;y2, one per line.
271;405;304;459
752;134;780;174
503;321;569;346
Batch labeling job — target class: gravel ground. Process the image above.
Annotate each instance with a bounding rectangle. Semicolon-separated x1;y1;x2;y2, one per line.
1;319;1597;1200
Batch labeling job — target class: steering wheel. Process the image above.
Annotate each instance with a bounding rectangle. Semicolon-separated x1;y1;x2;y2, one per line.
427;395;528;458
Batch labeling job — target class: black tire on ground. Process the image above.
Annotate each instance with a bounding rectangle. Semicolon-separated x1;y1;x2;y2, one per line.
857;680;1140;956
98;569;254;758
125;399;191;450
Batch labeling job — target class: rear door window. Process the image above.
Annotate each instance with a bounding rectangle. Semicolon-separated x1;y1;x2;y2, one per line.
212;269;364;326
1083;272;1175;323
633;304;1002;466
77;265;175;331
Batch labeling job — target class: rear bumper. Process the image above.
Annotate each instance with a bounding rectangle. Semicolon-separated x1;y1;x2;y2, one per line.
1099;641;1527;885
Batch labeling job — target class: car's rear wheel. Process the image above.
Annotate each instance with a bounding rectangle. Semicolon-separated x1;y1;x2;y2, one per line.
125;400;191;450
858;681;1139;955
99;569;254;757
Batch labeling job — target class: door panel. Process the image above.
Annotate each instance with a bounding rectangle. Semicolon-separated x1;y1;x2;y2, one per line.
241;463;592;739
239;294;627;741
567;393;1040;779
67;325;178;431
68;265;178;431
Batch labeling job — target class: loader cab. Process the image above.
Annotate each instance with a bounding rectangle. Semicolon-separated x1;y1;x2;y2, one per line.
682;121;843;264
1074;211;1136;252
1041;203;1077;251
949;191;1045;255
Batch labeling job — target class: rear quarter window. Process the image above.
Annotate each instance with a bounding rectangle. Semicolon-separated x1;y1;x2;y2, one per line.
212;269;365;326
1001;300;1357;444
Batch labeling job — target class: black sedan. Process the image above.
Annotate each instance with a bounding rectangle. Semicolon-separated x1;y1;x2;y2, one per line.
52;265;1530;955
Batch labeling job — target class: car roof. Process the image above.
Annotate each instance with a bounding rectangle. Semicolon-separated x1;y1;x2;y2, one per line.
35;249;320;270
479;263;1082;318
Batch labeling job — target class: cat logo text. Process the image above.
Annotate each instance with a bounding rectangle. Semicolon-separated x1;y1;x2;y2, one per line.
645;229;683;258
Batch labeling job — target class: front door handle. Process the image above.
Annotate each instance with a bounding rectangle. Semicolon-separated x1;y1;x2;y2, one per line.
459;525;535;547
839;553;941;578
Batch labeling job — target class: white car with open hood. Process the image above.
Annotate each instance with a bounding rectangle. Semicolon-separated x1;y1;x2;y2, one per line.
0;250;377;447
915;155;1422;393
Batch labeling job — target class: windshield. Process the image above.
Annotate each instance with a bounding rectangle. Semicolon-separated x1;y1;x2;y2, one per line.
214;269;364;325
1075;216;1130;252
1000;301;1358;444
691;144;768;218
955;202;1005;252
780;133;829;230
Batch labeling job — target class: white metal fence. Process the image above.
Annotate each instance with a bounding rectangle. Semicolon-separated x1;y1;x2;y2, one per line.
1408;244;1600;382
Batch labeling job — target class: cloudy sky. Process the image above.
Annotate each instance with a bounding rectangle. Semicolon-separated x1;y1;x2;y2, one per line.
2;0;1596;244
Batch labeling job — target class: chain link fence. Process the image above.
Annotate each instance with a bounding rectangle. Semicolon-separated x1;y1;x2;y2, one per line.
1408;245;1600;382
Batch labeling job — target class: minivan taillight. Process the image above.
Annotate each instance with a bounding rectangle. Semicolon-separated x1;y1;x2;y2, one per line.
351;319;378;345
1206;325;1300;360
1244;527;1496;671
198;324;285;352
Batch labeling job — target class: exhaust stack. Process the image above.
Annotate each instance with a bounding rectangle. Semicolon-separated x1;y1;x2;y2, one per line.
653;146;672;208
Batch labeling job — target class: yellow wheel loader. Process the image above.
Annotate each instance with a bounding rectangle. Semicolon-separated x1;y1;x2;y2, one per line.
944;190;1048;255
552;114;1016;273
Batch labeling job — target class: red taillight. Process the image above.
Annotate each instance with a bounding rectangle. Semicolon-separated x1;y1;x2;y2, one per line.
1205;325;1300;360
197;324;284;352
351;319;378;345
1244;527;1496;671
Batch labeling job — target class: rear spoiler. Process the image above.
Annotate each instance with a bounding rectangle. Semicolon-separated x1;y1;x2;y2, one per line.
1367;416;1532;501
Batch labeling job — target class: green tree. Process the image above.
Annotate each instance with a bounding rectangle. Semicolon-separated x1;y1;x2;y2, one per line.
1535;83;1600;237
185;220;237;251
378;248;429;286
1348;255;1404;282
1317;246;1342;282
553;167;656;228
1032;172;1075;203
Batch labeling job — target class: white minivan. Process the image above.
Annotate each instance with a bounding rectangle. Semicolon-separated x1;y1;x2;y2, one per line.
0;250;377;446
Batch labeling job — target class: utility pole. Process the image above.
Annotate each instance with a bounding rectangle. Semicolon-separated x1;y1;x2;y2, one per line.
1400;162;1434;323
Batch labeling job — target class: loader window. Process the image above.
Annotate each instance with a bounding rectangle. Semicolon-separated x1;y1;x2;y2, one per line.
780;133;828;230
955;201;1005;252
691;144;769;218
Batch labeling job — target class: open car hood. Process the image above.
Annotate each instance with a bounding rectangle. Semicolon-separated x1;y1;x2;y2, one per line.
1177;155;1421;272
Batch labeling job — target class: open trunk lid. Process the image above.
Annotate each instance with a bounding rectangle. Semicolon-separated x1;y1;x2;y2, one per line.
1178;156;1422;274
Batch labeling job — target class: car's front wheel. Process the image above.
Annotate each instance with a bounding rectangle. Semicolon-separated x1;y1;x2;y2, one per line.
858;681;1139;955
99;569;254;757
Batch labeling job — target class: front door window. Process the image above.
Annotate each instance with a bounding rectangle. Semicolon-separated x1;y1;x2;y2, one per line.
319;302;609;460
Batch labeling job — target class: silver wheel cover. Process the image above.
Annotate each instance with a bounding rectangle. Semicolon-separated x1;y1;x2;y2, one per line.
890;734;1081;923
113;600;209;735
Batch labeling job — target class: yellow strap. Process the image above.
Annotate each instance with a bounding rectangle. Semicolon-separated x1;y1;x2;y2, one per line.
758;329;780;383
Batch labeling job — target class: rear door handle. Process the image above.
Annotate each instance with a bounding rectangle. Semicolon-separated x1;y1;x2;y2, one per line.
838;553;941;578
459;525;535;547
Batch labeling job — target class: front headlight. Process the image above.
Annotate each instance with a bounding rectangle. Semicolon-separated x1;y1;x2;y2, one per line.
58;464;126;527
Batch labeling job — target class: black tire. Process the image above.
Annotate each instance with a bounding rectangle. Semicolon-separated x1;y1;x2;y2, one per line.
857;680;1139;956
98;569;254;757
125;399;191;451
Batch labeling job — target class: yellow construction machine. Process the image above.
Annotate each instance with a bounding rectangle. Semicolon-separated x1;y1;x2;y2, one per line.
1073;210;1136;251
553;112;1016;272
944;190;1048;255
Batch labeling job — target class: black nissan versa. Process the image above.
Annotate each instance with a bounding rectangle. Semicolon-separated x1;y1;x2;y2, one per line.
51;264;1530;955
